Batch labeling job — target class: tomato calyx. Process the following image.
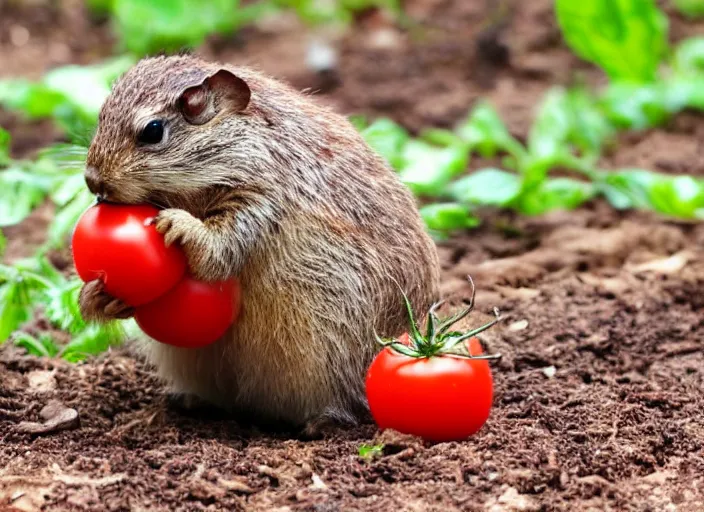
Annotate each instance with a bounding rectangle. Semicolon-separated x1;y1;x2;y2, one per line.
376;277;502;360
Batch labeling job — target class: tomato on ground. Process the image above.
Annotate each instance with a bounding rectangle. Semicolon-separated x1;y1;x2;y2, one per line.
365;336;493;442
72;203;186;306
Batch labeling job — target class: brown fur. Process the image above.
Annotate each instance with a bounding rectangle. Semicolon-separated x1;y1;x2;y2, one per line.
79;55;440;428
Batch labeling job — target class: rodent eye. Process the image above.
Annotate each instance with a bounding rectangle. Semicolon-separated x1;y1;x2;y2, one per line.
138;120;165;145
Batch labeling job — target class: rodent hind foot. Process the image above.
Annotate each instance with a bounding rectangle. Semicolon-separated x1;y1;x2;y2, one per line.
165;392;227;419
298;408;360;440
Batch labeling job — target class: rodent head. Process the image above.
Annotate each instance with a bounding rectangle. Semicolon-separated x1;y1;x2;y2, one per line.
85;55;255;205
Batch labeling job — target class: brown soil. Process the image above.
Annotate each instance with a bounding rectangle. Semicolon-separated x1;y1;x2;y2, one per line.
2;1;704;511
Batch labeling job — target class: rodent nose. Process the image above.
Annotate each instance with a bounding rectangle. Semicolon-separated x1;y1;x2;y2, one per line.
85;166;105;199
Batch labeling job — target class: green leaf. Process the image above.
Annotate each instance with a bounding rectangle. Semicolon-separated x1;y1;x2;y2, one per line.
524;87;611;187
450;168;521;207
33;257;67;287
555;0;668;82
0;167;52;227
517;178;596;215
348;114;368;131
419;203;480;233
599;81;683;130
456;101;525;158
43;56;135;128
647;175;704;218
0;80;67;119
50;171;87;207
598;169;660;209
44;278;86;335
419;128;466;148
276;0;352;25
666;75;704;111
358;443;384;460
598;169;704;218
47;189;95;248
86;0;115;15
113;0;252;55
0;127;10;165
0;57;134;141
673;0;704;19
361;118;410;170
13;332;59;357
528;87;572;163
564;87;615;157
0;278;32;343
674;37;704;74
399;141;469;197
61;322;126;362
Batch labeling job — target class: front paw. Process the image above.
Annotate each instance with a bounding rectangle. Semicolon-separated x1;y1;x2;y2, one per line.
79;280;135;323
154;208;200;248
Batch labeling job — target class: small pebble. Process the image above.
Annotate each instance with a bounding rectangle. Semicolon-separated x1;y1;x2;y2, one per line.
542;366;557;379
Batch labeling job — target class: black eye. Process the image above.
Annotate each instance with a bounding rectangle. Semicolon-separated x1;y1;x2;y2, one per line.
138;120;165;145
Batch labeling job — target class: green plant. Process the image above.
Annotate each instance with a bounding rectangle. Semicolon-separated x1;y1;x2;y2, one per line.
556;0;704;130
277;0;401;26
0;56;135;143
0;139;98;248
0;127;138;358
85;0;401;57
673;0;704;19
358;443;384;460
0;253;137;359
109;0;270;56
359;87;704;234
555;0;668;82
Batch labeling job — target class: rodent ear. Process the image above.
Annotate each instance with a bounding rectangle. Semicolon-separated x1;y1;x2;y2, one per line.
207;69;251;112
177;69;250;126
178;84;212;125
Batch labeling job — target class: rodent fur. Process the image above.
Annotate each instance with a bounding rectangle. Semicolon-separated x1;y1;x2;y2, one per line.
79;54;440;429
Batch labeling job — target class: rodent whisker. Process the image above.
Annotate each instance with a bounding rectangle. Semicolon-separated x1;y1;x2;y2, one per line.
145;198;168;210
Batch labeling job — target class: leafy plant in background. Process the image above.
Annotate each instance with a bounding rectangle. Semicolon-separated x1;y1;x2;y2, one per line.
276;0;401;27
84;0;400;56
110;0;271;56
358;80;704;238
555;0;668;82
0;130;96;249
0;249;137;361
357;0;704;236
673;0;704;19
0;129;137;358
0;56;135;144
557;0;704;129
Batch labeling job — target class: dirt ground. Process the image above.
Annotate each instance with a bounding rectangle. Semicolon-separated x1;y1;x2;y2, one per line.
1;1;704;511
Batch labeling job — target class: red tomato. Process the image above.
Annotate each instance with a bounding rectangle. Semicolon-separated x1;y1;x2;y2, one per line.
365;337;493;442
72;203;186;306
135;275;241;348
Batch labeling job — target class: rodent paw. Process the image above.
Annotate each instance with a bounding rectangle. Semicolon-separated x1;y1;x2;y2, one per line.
154;208;200;248
79;280;134;322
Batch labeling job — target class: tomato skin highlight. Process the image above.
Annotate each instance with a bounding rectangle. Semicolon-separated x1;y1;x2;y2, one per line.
72;203;187;306
365;337;493;442
135;275;241;348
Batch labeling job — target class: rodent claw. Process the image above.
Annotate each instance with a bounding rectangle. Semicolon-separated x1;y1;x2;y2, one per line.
154;209;194;248
79;279;133;322
104;299;135;319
